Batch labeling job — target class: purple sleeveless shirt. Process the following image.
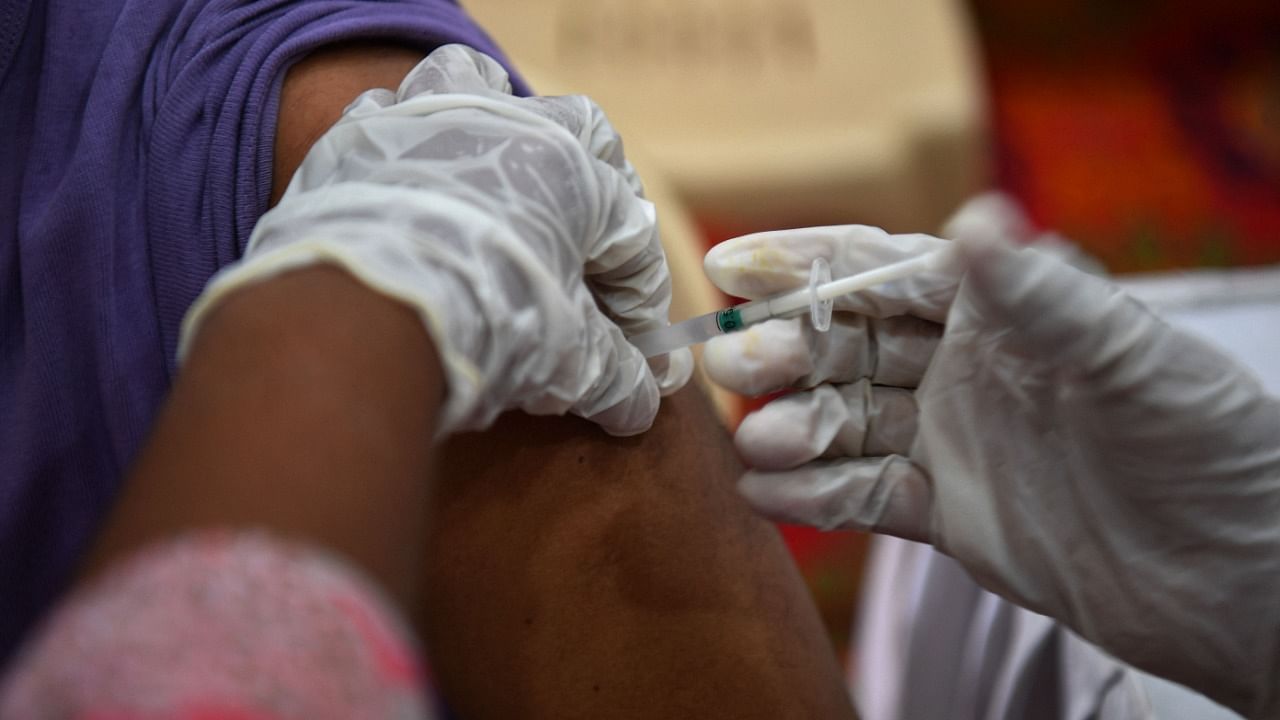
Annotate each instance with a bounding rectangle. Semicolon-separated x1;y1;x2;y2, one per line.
0;0;525;664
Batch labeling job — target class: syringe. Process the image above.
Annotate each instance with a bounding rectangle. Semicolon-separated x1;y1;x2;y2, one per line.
631;247;954;358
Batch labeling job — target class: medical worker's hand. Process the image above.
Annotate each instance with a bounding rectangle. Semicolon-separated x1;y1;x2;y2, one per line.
181;44;691;436
701;198;1280;718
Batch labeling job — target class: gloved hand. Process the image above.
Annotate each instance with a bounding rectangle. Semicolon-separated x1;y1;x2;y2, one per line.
701;198;1280;718
181;44;692;436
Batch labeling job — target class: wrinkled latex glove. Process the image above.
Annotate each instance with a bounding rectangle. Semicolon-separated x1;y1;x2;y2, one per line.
181;45;692;436
702;197;1280;718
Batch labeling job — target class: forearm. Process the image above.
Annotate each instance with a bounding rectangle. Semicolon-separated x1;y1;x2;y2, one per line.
417;387;858;719
82;265;444;607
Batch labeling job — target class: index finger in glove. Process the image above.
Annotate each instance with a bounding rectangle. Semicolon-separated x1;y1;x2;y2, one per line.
487;94;667;338
577;159;671;328
514;100;687;393
704;226;961;322
703;314;940;396
580;173;692;396
509;94;659;301
438;85;667;339
386;46;666;333
511;96;690;348
568;308;662;437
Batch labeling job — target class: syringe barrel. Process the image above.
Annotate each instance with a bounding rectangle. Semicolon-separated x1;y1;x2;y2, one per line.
630;310;723;358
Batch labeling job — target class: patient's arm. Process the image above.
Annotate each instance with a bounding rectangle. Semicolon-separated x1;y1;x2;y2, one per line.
275;44;857;716
420;386;857;719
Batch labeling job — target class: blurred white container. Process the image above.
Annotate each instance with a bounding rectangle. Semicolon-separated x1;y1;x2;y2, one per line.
465;0;988;232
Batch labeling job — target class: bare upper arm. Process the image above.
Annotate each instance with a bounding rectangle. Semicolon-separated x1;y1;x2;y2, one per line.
419;389;859;718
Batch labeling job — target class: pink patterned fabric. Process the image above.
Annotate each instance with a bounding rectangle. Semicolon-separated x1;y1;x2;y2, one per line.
0;532;437;720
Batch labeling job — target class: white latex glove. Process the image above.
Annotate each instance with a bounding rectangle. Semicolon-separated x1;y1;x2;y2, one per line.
180;45;692;436
702;203;1280;718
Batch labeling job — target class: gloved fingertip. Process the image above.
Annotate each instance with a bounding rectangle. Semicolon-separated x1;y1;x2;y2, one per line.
587;374;660;437
649;348;694;397
733;387;846;471
702;237;810;299
702;319;809;397
701;332;737;380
